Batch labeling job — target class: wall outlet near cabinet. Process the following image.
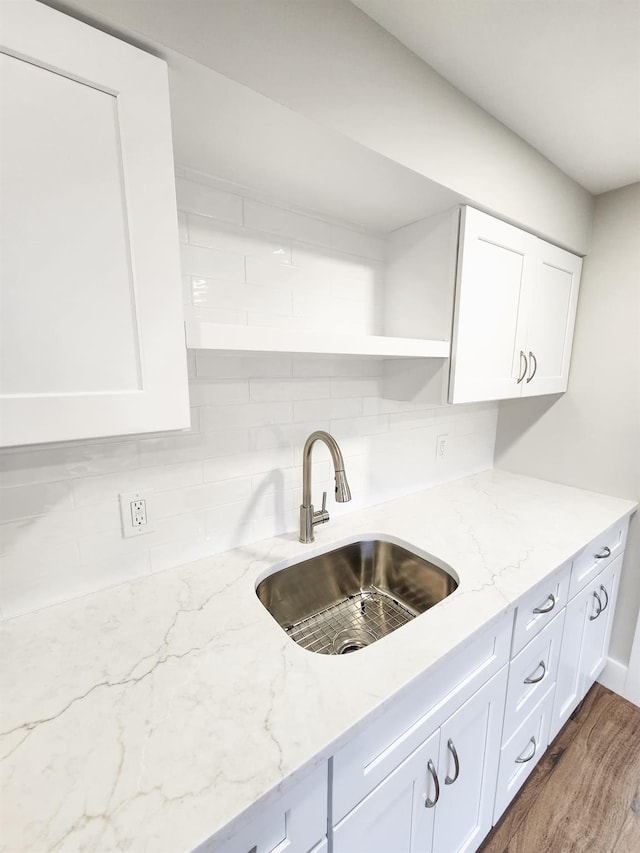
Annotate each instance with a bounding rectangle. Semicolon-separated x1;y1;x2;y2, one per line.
436;434;449;461
119;490;154;538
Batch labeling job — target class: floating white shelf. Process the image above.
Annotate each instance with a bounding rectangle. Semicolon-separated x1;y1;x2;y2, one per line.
185;322;450;359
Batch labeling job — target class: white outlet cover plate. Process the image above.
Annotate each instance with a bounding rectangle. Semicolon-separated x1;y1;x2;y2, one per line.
119;490;155;538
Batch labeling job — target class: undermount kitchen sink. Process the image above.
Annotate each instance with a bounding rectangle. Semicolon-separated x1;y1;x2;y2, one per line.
256;539;458;655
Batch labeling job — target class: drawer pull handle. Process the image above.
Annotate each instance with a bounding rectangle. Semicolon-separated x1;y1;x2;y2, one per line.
524;660;546;685
424;759;440;808
515;736;537;764
533;594;556;615
589;590;603;621
599;584;609;612
517;351;528;384
595;546;611;560
444;738;460;785
526;351;537;383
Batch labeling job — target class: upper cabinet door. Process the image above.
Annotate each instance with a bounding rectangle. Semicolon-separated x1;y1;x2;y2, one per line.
449;207;537;404
449;207;582;404
0;1;189;447
522;240;582;396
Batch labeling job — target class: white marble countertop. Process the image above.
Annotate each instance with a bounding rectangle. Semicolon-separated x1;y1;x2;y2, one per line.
0;470;636;852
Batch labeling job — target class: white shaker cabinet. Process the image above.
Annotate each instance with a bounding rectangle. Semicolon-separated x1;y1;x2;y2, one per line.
449;207;582;404
0;1;190;446
333;666;508;853
333;729;439;853
550;554;622;741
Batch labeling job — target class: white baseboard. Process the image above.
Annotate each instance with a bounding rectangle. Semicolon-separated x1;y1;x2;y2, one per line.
597;656;638;706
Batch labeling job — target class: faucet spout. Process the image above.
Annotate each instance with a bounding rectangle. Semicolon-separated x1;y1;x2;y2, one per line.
300;430;352;543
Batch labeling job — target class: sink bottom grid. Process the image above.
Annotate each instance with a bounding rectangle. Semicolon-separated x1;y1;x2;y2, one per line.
286;589;417;655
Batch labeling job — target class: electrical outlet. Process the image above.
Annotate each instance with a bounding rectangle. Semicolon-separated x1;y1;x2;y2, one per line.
119;490;154;538
436;434;448;462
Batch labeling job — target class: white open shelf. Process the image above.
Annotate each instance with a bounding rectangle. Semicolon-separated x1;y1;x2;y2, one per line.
185;321;450;359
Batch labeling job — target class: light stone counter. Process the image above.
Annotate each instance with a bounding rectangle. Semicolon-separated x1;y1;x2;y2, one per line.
0;470;636;852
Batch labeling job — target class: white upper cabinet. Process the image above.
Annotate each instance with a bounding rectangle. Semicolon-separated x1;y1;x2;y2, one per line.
523;239;582;396
0;1;189;447
449;207;582;404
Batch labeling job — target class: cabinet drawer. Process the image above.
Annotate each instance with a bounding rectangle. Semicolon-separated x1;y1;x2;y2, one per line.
493;686;554;823
511;561;570;656
332;613;511;823
503;610;564;744
569;518;629;599
196;763;327;853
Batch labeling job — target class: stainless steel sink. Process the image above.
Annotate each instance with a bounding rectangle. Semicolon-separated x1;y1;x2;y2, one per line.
256;539;458;655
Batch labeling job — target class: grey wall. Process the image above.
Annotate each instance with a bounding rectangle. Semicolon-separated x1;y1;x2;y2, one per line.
495;182;640;668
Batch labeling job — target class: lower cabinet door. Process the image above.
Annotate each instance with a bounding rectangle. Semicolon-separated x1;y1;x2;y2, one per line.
432;666;509;853
580;555;621;691
333;729;440;853
550;554;622;742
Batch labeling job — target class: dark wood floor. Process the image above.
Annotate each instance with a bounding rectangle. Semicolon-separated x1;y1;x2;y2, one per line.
480;684;640;853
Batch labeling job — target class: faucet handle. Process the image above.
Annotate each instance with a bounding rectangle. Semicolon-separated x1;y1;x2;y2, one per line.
312;491;330;526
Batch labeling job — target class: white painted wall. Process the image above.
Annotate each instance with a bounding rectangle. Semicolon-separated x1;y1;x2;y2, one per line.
52;0;594;252
0;171;498;621
495;182;640;680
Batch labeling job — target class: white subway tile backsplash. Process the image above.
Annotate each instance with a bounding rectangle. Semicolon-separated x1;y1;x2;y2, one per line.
187;214;292;262
250;421;330;452
293;397;363;423
176;177;243;224
244;200;331;246
137;430;249;468
330;224;386;261
203;448;294;484
189;380;250;407
0;481;73;522
72;462;203;508
250;378;331;402
196;352;292;379
200;401;293;432
191;276;292;316
153;477;252;518
180;244;244;281
0;170;499;621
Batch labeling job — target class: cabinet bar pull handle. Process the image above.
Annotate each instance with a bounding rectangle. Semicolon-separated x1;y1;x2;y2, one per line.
526;351;537;383
424;759;440;808
517;351;528;384
595;546;611;559
533;594;556;615
599;584;609;612
524;660;546;684
444;738;460;785
515;736;537;764
589;590;603;621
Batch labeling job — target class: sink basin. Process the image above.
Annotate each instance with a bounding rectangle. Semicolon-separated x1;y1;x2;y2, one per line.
256;538;458;655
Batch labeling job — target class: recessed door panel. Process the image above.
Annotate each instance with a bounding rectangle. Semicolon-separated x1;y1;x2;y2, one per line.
0;53;140;395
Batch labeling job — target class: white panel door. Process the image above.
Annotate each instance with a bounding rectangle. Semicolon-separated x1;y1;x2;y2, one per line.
0;1;189;446
522;241;582;396
580;556;621;693
432;666;508;853
449;206;537;404
549;583;591;741
333;728;440;853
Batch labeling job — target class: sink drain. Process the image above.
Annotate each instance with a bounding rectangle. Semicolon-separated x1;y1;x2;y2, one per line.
332;627;376;655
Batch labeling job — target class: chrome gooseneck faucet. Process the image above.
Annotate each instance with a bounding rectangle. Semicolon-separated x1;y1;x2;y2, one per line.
299;430;351;543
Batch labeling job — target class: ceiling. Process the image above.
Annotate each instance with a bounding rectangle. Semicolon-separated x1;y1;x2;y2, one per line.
352;0;640;194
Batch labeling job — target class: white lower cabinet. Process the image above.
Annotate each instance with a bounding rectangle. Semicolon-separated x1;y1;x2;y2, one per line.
550;554;622;740
333;667;508;853
493;686;555;822
197;762;327;853
333;729;439;853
